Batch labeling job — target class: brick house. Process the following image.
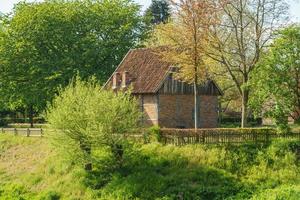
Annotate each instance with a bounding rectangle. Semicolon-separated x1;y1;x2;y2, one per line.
104;48;223;128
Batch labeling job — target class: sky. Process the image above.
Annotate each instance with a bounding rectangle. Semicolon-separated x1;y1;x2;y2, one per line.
0;0;152;13
0;0;300;22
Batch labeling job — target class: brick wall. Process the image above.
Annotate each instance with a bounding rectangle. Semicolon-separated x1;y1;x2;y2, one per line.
136;94;219;128
158;94;218;128
199;95;218;128
159;95;193;128
136;94;158;126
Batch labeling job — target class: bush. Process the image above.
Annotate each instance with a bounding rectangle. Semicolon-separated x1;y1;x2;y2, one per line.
0;183;33;200
38;191;60;200
0;118;8;127
251;185;300;200
1;134;299;199
144;125;162;143
161;128;277;136
46;77;142;170
221;117;262;126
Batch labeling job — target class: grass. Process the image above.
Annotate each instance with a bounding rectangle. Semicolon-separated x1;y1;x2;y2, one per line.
290;124;300;133
0;134;300;199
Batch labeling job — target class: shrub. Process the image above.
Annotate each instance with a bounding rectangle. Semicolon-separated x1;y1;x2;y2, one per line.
144;125;162;143
46;77;142;170
161;128;277;136
251;185;300;200
38;191;60;200
0;183;33;200
0;118;7;127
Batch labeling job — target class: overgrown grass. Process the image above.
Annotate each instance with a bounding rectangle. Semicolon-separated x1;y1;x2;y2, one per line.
0;134;299;199
290;124;300;133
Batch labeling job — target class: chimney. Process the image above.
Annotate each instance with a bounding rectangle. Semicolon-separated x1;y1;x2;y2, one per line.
122;71;129;88
112;72;120;89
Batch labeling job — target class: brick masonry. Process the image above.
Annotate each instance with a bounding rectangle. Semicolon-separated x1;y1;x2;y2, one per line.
136;94;219;128
136;94;159;126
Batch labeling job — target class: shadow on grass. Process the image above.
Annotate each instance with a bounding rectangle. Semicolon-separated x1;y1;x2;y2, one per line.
84;145;251;200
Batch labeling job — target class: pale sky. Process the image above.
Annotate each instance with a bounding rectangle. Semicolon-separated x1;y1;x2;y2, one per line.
0;0;152;13
0;0;300;22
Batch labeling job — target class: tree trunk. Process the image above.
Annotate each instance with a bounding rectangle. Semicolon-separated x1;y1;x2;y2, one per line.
28;105;34;128
241;90;249;128
80;141;92;171
112;143;124;168
218;100;222;125
194;80;199;132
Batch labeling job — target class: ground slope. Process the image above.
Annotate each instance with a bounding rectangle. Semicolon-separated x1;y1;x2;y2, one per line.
0;134;300;200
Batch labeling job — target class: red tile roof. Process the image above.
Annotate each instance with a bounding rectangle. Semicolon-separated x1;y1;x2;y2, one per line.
104;48;222;95
104;48;171;94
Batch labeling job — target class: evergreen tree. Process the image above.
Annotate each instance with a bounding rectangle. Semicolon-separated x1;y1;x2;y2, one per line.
146;0;170;24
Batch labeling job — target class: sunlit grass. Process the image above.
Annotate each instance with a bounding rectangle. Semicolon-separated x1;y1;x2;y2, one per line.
0;134;299;199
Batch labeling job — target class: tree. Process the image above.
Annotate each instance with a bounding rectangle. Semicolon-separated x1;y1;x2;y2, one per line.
207;0;289;127
46;77;141;170
0;0;148;127
152;0;226;130
250;26;300;132
145;0;171;24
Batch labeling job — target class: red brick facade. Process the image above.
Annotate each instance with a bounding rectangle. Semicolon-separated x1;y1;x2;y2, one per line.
104;48;222;128
137;94;219;128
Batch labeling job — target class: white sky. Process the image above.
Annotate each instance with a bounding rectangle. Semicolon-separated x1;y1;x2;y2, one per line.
0;0;300;22
0;0;152;13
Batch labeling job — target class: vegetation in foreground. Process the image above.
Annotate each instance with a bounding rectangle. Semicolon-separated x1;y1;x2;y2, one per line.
0;134;299;200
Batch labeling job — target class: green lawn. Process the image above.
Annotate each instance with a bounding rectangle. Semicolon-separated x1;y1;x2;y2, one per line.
0;134;300;200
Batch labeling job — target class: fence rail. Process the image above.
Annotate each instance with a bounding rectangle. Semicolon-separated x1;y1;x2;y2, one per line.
0;128;43;137
2;128;300;145
161;128;300;145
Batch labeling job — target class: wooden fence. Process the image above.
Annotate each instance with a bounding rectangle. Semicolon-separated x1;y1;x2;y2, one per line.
160;128;300;145
0;128;43;137
2;128;300;145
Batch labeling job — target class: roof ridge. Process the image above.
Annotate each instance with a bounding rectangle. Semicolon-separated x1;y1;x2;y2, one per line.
130;46;169;51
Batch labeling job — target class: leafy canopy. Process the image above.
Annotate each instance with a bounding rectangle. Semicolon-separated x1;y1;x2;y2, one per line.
0;0;149;114
207;0;289;127
250;26;300;131
46;77;141;168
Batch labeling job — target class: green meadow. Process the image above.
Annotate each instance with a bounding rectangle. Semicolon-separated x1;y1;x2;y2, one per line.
0;134;299;200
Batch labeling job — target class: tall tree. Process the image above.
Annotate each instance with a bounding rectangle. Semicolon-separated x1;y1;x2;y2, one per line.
153;0;226;130
250;26;300;131
0;0;149;127
145;0;171;24
207;0;289;127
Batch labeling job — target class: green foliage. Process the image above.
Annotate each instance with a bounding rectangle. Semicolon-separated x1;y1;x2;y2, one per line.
0;118;7;127
144;125;162;143
145;0;170;24
1;134;300;199
250;25;300;131
162;127;277;136
273;106;291;133
37;191;60;200
0;0;149;116
251;185;300;200
46;77;141;169
0;183;32;200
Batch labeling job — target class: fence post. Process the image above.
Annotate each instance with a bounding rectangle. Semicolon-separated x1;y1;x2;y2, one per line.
266;133;270;143
41;128;43;137
27;128;30;137
14;128;17;136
